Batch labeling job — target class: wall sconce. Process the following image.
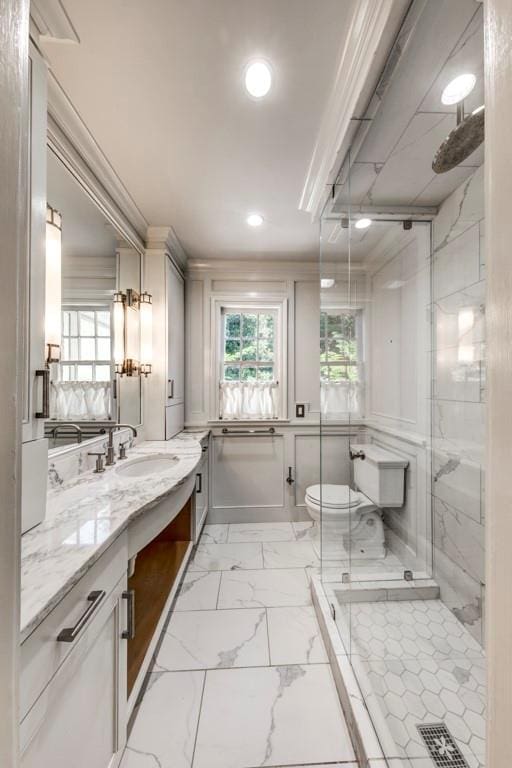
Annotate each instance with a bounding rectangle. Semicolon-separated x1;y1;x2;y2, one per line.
113;289;153;377
45;205;62;366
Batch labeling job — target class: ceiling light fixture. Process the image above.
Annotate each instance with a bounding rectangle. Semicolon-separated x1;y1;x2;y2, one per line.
355;218;372;230
247;213;264;227
321;278;335;289
441;73;476;106
245;60;272;99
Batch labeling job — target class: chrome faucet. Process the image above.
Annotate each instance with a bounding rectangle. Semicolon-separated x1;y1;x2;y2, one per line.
50;423;83;444
105;424;138;466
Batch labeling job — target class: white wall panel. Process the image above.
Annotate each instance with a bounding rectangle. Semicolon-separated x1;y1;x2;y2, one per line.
211;435;285;517
185;279;205;423
294;433;352;506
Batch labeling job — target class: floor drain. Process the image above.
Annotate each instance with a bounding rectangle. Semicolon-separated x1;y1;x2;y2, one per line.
417;723;469;767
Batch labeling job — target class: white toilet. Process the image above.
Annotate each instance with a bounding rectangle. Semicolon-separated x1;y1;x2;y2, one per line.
305;443;408;560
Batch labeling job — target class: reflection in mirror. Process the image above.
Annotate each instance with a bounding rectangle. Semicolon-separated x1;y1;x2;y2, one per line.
45;148;142;449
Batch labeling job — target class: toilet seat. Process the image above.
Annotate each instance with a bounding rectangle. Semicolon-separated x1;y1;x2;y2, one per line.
305;483;363;510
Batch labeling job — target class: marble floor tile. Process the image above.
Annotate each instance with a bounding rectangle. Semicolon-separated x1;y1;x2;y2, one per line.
188;542;263;572
217;568;311;609
120;671;204;768
156;609;269;671
267;606;328;665
199;524;229;544
263;540;320;569
174;571;221;611
292;520;317;541
228;522;295;543
193;665;355;768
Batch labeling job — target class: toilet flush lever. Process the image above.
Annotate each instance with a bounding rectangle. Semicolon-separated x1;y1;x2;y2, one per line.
349;449;365;461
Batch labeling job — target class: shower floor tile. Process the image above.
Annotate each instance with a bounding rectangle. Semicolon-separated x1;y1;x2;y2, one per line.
333;594;485;767
337;598;483;661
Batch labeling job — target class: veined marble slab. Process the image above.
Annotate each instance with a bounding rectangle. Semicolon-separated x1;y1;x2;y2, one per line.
174;571;221;611
156;608;269;671
267;606;328;665
188;542;264;571
193;664;355;768
21;437;203;642
218;568;311;609
228;522;295;542
120;670;204;768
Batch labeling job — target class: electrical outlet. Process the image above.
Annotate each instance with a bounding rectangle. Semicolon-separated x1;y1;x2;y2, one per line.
296;403;305;418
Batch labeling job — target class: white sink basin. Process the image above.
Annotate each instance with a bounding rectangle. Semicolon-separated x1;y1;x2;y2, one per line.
115;454;179;478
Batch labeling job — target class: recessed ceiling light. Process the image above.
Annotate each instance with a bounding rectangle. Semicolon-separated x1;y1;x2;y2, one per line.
247;213;264;227
245;60;272;99
355;218;372;230
441;73;476;106
321;278;335;289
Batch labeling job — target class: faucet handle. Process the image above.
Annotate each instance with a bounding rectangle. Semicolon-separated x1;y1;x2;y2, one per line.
88;450;106;473
118;441;129;460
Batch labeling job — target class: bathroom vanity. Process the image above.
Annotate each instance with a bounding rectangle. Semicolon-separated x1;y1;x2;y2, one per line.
19;432;208;768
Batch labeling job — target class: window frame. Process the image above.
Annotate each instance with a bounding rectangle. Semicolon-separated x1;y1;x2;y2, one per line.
211;297;288;421
60;304;114;383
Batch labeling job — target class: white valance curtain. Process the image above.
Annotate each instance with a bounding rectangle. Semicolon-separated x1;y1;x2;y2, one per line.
321;380;362;420
50;381;112;421
220;381;279;420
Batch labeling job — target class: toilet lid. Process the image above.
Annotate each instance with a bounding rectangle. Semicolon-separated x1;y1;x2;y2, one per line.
305;484;362;509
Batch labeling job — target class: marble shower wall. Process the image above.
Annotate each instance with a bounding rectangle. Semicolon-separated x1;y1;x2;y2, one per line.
432;165;485;645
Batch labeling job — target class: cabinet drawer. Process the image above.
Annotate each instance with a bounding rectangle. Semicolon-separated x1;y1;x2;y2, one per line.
20;575;127;765
20;533;128;721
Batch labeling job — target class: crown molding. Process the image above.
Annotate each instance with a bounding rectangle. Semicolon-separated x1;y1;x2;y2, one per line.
146;226;188;272
186;258;367;280
30;0;80;44
299;0;409;220
46;71;147;254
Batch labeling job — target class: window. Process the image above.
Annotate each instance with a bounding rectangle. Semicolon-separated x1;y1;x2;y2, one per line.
320;310;360;382
214;299;287;420
61;308;112;382
222;310;276;382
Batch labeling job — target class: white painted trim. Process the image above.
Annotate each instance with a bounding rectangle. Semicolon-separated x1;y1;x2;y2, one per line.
146;225;188;272
299;0;409;219
46;72;147;252
485;1;512;763
30;0;80;43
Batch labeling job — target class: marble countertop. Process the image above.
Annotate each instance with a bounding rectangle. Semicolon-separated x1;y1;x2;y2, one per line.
20;435;205;643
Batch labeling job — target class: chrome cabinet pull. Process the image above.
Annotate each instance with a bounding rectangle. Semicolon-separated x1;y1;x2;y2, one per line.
57;590;106;642
286;466;295;485
196;473;202;494
122;589;135;640
35;369;50;419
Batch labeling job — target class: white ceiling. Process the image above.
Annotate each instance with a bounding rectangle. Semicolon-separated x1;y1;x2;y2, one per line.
41;0;356;261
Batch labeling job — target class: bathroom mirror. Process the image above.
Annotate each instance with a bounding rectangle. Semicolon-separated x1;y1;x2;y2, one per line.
45;148;143;450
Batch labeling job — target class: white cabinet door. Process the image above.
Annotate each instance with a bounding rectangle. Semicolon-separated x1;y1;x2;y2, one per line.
20;578;127;768
166;258;185;404
23;45;47;444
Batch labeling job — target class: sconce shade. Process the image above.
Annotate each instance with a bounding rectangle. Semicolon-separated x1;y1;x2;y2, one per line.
140;291;153;376
113;292;125;372
45;205;62;363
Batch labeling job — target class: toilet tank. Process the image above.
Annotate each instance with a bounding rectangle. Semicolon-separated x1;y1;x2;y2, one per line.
351;443;408;507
